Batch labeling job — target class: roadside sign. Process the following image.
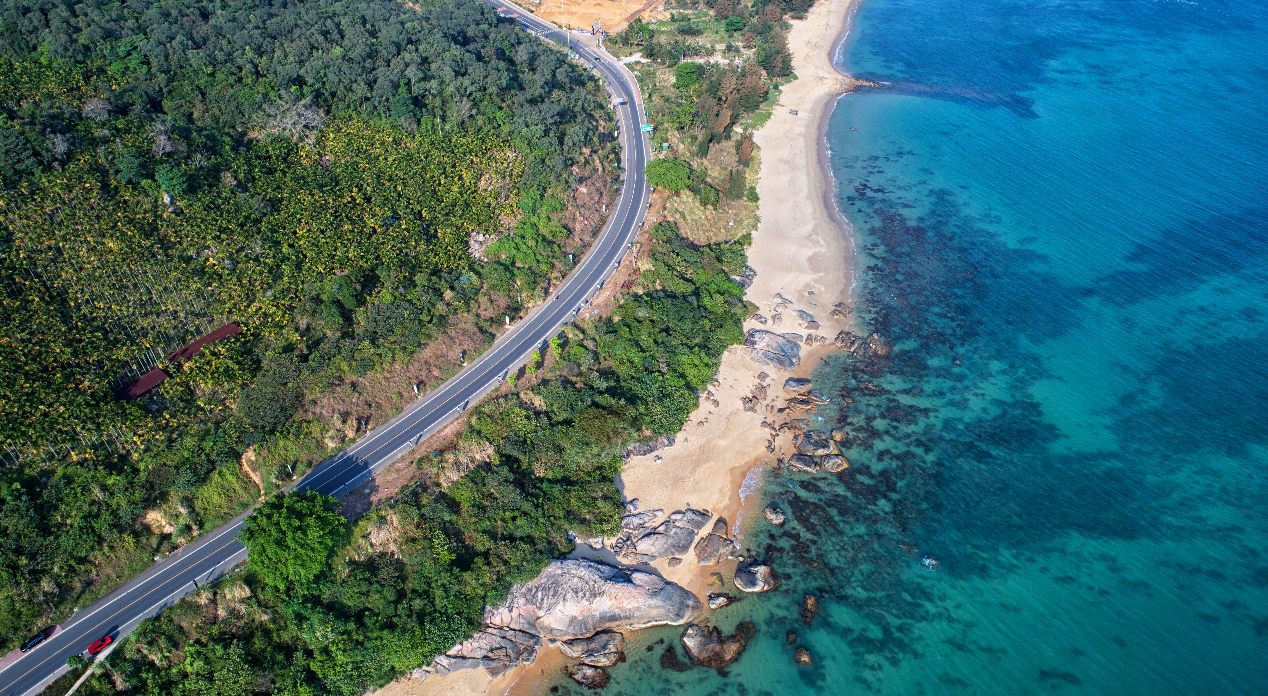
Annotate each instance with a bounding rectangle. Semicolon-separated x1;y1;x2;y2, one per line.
641;124;654;132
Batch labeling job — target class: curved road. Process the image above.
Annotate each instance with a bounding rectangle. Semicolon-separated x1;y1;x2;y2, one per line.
0;7;649;695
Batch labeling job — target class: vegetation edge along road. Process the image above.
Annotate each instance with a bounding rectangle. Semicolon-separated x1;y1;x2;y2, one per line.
0;8;651;695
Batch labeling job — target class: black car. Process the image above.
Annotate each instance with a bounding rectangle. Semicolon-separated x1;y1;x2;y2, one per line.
20;631;47;652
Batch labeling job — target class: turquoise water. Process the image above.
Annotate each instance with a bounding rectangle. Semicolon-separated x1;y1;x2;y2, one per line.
558;0;1268;694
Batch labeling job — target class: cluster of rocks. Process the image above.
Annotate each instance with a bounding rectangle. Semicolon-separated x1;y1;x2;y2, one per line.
834;330;891;358
417;559;701;684
612;505;738;566
781;377;831;412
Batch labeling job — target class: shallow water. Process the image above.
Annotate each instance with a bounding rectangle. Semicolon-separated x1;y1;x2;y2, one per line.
557;0;1268;693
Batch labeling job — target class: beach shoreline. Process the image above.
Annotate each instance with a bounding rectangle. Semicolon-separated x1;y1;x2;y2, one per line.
380;0;863;692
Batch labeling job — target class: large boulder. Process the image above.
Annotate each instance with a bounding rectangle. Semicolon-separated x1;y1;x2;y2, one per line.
786;454;820;472
742;330;801;370
783;377;813;394
484;559;702;640
693;518;738;565
734;564;781;593
796;430;836;456
554;631;626;667
680;622;756;668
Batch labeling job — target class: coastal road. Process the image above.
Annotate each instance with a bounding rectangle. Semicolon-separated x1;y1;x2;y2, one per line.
0;8;650;696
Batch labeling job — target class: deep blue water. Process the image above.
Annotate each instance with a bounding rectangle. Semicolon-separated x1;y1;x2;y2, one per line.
559;0;1268;693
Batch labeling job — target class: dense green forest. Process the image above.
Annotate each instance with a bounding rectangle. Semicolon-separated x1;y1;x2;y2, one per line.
0;0;618;650
73;221;749;695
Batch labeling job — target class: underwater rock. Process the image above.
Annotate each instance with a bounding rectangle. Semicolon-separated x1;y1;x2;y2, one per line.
680;622;756;668
864;332;890;357
785;454;820;472
822;454;850;472
763;505;787;525
554;631;626;667
794;647;813;665
830;428;847;441
659;645;693;672
800;595;820;626
563;664;610;689
707;593;738;609
734;563;781;593
796;430;836;456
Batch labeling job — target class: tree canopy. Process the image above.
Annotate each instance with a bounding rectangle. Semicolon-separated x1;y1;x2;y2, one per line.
645;158;693;191
242;492;348;591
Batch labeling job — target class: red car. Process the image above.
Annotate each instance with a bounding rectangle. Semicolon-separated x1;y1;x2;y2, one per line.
86;635;112;655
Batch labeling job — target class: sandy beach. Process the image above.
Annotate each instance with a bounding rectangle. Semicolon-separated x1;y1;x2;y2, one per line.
381;0;862;693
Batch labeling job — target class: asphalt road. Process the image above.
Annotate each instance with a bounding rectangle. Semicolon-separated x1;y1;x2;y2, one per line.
0;7;650;695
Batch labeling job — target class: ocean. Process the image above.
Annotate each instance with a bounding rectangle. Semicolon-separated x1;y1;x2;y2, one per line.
554;0;1268;693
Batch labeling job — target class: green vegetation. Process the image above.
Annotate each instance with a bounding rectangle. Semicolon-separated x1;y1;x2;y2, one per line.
0;0;616;651
646;158;694;191
241;492;349;592
75;220;750;696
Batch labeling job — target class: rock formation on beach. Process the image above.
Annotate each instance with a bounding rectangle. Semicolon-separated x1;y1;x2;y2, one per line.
426;559;701;678
742;329;802;370
613;507;715;562
693;517;738;565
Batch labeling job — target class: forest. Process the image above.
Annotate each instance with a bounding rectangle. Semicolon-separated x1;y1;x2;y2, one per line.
71;221;750;695
0;0;617;651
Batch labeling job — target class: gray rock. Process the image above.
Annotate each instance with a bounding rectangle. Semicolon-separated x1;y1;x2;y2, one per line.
667;557;682;567
822;454;850;472
624;498;640;513
782;332;804;342
763;505;786;526
753;313;768;325
786;454;820;472
734;564;781;593
743;330;801;370
795;309;816;323
554;631;626;667
796;430;835;456
783;377;813;394
694;533;738;565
